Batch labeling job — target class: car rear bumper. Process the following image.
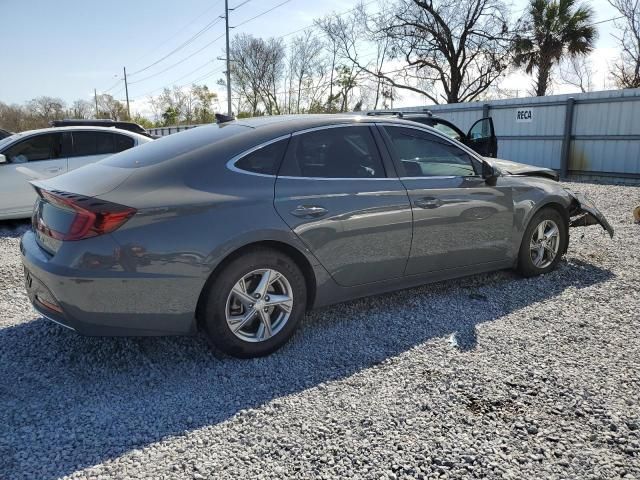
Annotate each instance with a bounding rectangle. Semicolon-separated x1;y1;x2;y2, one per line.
20;230;198;336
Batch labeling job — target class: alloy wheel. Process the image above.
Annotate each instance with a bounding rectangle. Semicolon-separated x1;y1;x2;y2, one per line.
225;268;293;343
529;219;560;269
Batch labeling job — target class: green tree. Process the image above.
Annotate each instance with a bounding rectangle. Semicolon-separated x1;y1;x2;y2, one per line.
131;114;154;129
191;85;218;123
514;0;597;96
161;107;179;126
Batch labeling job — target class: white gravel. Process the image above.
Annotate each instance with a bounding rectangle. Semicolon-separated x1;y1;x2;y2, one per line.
1;181;639;480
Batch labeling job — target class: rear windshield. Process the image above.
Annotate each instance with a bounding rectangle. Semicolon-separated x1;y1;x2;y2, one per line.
100;123;249;168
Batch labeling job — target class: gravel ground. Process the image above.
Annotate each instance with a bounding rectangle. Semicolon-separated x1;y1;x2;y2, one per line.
1;181;639;480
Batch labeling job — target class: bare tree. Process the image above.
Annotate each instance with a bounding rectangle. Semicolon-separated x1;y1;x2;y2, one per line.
316;4;383;110
148;95;164;124
560;55;594;92
229;34;286;115
26;96;66;121
608;0;640;88
0;102;30;131
288;32;324;113
97;94;127;120
69;99;93;119
319;0;511;104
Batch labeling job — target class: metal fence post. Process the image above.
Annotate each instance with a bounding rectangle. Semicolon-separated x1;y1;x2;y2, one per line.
560;97;575;178
481;103;491;137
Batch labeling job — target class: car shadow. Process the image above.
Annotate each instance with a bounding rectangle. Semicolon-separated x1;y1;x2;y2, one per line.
0;219;30;238
0;259;613;479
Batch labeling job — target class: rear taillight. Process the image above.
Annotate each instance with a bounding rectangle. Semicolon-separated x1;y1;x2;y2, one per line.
35;188;136;241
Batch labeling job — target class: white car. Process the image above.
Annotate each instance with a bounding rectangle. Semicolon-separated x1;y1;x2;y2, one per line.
0;126;151;220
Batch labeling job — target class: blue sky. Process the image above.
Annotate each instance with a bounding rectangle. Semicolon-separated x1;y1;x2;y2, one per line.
0;0;621;112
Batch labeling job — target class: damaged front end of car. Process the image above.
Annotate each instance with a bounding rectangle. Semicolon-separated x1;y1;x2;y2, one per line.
566;191;615;238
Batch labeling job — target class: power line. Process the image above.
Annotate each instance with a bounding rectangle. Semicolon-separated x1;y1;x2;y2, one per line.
233;0;252;9
129;16;224;76
276;0;377;39
130;0;384;103
128;32;226;85
130;0;223;65
590;15;625;26
232;0;295;28
101;77;122;94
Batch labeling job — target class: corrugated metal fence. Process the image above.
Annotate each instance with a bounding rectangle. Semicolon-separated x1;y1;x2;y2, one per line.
148;89;640;180
148;125;200;136
393;89;640;180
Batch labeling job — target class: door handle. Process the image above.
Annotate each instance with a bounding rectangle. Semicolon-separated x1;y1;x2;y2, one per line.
46;167;62;173
414;197;442;209
290;205;328;218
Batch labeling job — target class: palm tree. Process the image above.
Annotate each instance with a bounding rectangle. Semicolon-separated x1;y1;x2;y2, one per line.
514;0;597;96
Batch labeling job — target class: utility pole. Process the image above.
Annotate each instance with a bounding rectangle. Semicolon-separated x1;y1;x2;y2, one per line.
224;0;232;116
94;89;99;117
123;66;131;119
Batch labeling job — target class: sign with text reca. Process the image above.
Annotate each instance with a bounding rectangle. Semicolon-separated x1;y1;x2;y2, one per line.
516;108;534;123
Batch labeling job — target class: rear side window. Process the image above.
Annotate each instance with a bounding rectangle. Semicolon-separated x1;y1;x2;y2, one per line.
279;126;385;178
72;131;115;156
114;134;135;152
234;138;289;175
3;133;62;162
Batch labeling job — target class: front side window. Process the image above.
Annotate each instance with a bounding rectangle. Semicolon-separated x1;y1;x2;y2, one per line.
3;133;62;163
279;126;385;178
72;131;115;157
234;138;289;175
384;126;477;177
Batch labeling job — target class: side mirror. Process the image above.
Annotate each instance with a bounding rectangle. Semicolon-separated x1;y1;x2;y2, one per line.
482;161;499;181
0;154;6;164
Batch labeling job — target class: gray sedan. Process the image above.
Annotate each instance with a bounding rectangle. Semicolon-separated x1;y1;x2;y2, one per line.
20;115;613;358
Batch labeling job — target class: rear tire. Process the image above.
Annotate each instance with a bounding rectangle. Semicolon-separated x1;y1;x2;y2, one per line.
516;207;568;277
202;248;307;358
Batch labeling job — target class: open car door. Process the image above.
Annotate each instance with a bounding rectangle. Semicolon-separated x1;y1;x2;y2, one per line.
466;117;497;158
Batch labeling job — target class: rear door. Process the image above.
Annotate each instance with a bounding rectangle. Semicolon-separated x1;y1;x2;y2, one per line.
466;117;498;157
0;132;67;217
274;124;412;287
379;124;513;275
68;130;117;170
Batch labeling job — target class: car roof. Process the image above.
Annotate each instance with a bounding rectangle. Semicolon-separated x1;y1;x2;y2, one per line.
229;113;441;137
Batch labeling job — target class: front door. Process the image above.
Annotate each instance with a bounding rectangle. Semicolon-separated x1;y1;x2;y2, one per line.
467;117;498;157
0;132;68;217
274;125;413;287
380;125;513;275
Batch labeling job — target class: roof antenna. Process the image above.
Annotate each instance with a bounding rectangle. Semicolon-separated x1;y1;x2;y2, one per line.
215;113;235;124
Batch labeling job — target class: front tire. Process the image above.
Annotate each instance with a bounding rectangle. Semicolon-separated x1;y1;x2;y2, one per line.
202;248;307;358
517;207;568;277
